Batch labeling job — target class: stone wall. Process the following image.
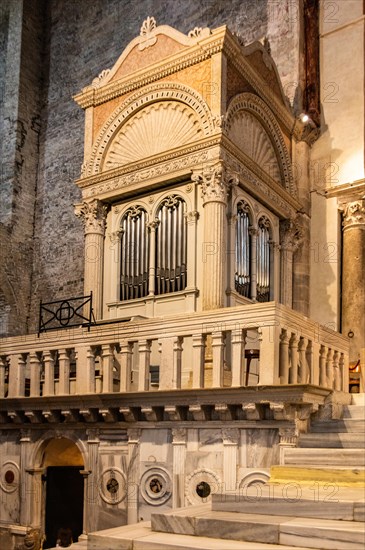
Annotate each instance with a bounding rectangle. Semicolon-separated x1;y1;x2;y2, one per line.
1;0;304;335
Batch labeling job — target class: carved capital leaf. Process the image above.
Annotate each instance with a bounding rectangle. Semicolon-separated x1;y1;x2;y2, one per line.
192;162;238;205
75;200;108;234
342;199;365;230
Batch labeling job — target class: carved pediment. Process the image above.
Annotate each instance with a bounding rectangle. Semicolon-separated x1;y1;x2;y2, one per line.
89;17;211;89
104;100;204;169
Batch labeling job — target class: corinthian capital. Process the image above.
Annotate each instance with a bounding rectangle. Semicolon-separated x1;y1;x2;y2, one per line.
74;199;108;234
192;162;239;205
342;199;365;230
279;217;304;252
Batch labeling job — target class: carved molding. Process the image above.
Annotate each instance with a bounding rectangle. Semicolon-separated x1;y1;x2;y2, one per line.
85;83;215;176
224;93;295;196
74;200;108;234
342;199;365;230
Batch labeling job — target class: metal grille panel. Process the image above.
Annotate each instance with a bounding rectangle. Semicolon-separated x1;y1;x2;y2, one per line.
155;196;187;295
257;216;271;302
120;206;149;300
235;201;251;297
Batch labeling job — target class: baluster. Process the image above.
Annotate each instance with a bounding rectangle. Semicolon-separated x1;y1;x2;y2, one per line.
0;356;6;398
326;348;334;389
43;351;55;396
319;345;327;386
119;341;133;392
333;351;340;390
101;344;114;393
279;329;290;384
258;324;280;385
86;347;96;393
29;352;42;397
172;337;183;389
231;328;246;387
8;354;26;397
138;340;151;391
192;334;205;389
298;337;309;383
339;353;346;391
310;341;320;385
289;334;299;384
58;349;70;395
212;331;225;388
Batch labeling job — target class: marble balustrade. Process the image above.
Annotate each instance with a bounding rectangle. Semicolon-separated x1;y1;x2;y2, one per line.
0;302;349;399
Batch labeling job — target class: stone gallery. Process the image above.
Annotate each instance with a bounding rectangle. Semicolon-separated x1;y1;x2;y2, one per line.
0;1;364;549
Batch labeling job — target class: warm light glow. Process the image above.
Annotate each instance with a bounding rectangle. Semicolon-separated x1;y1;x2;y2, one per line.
300;113;309;123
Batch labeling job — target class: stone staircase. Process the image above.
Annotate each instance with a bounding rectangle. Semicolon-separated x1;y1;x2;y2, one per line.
276;393;365;488
49;395;365;549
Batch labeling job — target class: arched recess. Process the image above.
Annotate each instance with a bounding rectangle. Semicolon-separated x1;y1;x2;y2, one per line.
86;82;215;176
225;93;295;195
28;434;87;536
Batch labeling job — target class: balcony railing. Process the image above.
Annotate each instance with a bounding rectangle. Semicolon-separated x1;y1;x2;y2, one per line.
0;302;349;400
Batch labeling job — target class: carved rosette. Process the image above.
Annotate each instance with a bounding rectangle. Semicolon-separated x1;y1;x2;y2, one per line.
279;217;304;253
342;199;365;231
74;200;108;235
192;162;239;205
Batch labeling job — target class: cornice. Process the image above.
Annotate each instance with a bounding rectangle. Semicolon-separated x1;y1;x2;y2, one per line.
323;179;365;201
75;135;221;191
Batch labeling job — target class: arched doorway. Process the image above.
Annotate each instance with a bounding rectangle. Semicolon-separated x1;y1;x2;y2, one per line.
41;438;84;549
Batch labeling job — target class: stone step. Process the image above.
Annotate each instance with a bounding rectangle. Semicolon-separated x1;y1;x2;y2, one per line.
351;394;365;406
211;486;365;521
342;405;365;419
283;448;365;467
310;419;365;433
151;506;365;550
269;465;365;488
299;432;365;448
87;520;314;550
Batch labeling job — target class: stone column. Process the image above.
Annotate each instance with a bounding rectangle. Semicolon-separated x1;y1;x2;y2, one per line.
172;428;187;508
222;428;239;491
85;429;100;534
341;199;365;362
127;429;141;525
192;162;238;310
279;218;303;308
147;219;159;296
75;199;108;320
19;430;32;526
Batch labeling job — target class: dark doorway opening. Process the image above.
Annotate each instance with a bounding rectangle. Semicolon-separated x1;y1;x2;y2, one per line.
44;466;83;549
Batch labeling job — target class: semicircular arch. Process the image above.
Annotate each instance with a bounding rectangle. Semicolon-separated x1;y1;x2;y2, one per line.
87;83;215;176
31;432;87;470
225;93;295;196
